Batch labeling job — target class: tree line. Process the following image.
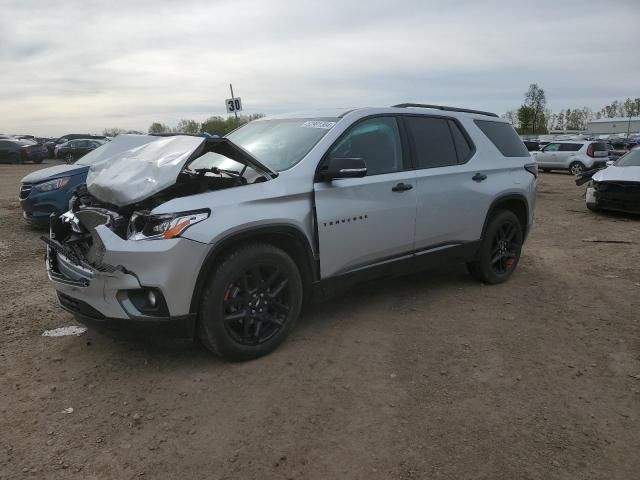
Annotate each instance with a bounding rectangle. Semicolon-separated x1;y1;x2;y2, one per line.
503;84;640;135
102;114;265;138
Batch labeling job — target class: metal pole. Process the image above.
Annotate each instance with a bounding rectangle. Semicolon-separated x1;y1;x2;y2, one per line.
627;114;632;146
229;83;239;123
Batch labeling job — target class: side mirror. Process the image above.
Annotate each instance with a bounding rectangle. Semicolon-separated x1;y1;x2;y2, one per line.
319;157;367;181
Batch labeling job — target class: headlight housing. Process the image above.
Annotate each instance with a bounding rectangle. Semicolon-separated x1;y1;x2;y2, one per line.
127;209;210;240
34;177;70;192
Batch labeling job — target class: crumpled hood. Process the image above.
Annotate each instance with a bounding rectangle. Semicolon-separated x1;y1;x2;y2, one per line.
85;134;205;207
593;165;640;183
21;164;88;184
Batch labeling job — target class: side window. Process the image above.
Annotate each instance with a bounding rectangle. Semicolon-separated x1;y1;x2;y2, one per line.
544;143;561;152
404;117;458;168
329;117;404;176
448;120;473;162
474;120;529;157
559;143;581;152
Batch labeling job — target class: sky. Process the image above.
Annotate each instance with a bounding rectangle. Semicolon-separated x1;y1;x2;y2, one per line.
1;0;638;136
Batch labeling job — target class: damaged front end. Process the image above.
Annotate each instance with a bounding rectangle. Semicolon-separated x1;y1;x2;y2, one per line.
590;180;640;214
43;134;270;333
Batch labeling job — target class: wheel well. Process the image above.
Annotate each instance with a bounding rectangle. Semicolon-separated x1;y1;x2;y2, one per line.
189;227;317;314
484;196;528;238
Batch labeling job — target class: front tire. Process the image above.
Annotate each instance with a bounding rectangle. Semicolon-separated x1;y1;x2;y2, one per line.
64;154;75;164
198;243;303;361
569;161;585;175
467;210;523;285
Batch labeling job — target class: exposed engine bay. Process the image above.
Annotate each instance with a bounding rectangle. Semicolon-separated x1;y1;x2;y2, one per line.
45;134;276;271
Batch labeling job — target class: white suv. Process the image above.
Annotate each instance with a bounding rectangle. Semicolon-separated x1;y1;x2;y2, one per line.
531;141;609;175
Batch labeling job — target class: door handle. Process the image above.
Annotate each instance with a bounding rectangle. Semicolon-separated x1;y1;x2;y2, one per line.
472;173;487;182
392;182;413;192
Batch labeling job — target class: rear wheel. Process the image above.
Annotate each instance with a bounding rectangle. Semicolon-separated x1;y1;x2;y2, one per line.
569;161;585;175
198;243;303;361
467;210;523;284
9;153;21;164
64;153;75;164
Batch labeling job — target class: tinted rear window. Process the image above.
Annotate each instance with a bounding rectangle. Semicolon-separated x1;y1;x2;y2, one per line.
592;142;608;151
474;120;529;157
404;117;458;168
449;120;473;162
559;143;582;152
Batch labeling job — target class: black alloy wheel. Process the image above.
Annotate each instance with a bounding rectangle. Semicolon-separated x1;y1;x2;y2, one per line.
222;264;291;346
467;210;523;284
489;220;519;275
198;243;303;361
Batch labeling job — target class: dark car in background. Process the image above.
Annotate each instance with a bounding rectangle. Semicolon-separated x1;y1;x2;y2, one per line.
55;139;105;163
0;138;47;163
45;134;107;157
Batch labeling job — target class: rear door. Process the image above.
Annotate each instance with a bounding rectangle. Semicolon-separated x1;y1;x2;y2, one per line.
314;116;417;278
558;143;583;167
406;116;491;247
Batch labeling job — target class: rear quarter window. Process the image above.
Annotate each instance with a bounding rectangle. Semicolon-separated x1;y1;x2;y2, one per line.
474;120;529;157
592;142;608;151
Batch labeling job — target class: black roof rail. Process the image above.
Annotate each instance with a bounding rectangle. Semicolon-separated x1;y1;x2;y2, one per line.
392;103;499;118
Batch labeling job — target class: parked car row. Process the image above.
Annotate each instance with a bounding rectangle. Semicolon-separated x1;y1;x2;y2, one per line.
28;104;537;361
0;138;48;164
45;134;108;157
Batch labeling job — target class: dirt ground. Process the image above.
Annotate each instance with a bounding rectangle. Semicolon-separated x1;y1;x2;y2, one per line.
1;161;639;480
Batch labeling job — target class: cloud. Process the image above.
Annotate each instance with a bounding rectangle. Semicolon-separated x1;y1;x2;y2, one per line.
0;0;638;135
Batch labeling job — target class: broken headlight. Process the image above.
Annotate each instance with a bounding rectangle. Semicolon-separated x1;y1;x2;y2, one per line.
127;209;210;240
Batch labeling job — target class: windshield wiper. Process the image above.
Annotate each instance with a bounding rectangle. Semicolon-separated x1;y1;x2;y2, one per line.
193;167;243;178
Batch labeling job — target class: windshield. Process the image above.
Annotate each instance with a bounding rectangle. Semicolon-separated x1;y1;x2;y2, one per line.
226;118;338;171
616;149;640;167
76;142;108;165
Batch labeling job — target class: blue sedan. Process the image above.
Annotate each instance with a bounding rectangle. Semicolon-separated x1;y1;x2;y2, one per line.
19;161;91;227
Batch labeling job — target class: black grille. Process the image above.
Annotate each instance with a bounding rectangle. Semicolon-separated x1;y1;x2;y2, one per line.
19;184;32;199
57;292;105;320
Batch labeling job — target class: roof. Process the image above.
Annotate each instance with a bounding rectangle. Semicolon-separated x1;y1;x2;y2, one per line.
262;108;356;120
262;105;503;121
588;116;640;123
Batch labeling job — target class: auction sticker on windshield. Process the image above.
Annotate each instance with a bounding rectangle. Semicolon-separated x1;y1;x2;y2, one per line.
301;121;336;129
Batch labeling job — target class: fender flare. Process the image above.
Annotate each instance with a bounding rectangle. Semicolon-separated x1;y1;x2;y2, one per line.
480;193;531;240
189;224;317;314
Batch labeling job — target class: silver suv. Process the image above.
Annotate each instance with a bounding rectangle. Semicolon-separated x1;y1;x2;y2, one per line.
44;104;537;360
531;140;609;175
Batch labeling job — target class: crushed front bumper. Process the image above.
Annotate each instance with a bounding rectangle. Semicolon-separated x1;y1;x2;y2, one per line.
45;224;210;338
592;181;640;214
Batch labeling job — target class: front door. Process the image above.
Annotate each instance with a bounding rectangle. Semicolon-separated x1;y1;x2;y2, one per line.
534;142;562;168
314;116;417;278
